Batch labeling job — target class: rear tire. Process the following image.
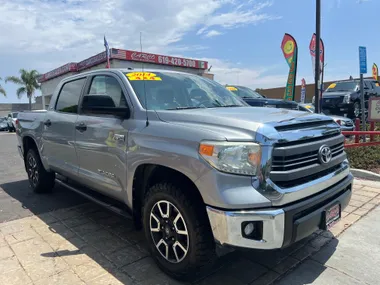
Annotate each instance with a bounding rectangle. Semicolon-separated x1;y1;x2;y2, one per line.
143;182;216;281
25;149;55;193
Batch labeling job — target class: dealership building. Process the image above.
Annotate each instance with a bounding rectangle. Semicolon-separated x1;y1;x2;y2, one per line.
36;48;213;109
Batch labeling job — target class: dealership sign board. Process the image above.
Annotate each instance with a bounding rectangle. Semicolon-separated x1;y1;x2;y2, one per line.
368;97;380;122
38;49;208;82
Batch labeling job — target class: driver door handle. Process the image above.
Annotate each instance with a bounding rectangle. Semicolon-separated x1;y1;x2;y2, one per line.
75;122;87;132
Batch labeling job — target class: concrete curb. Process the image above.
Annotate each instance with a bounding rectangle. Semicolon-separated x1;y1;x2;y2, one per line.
351;168;380;181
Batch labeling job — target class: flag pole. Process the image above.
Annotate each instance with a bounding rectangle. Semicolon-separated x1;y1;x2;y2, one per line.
104;35;110;69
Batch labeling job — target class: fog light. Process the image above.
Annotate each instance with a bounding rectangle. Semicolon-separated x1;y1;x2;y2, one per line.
244;223;255;236
241;221;263;240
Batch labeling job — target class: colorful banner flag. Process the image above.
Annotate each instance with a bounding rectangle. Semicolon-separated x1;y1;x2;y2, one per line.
104;35;110;69
281;33;298;101
309;34;325;84
372;63;378;81
300;78;306;103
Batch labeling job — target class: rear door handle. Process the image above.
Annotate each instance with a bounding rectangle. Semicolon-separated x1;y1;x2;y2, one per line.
75;123;87;132
44;120;51;126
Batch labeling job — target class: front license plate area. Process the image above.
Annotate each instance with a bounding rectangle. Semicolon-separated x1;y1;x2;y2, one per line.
324;204;341;230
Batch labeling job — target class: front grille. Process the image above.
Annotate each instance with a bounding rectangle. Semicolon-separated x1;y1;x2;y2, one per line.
272;142;344;172
270;133;346;188
322;97;343;106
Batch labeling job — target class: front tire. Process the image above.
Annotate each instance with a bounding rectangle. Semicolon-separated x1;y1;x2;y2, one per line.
143;182;216;281
26;149;55;193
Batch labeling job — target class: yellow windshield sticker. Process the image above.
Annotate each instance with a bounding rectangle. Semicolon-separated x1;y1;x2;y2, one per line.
226;86;238;91
328;83;336;89
304;105;312;109
126;72;162;81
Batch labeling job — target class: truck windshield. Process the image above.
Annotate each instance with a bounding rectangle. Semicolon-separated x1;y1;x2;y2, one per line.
125;71;247;110
231;86;263;99
325;81;358;92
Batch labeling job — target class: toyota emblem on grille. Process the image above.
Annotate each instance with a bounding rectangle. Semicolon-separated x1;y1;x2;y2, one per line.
319;145;332;164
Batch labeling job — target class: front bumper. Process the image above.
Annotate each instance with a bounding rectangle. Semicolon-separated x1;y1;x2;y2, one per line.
323;103;354;117
207;173;353;250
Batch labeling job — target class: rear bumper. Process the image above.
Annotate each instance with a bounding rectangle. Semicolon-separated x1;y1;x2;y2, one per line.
206;173;353;250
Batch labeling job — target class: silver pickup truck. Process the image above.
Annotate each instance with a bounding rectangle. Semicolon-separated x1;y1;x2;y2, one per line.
16;69;353;280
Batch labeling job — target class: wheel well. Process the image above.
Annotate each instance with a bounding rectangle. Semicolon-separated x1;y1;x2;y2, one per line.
23;136;38;159
132;164;203;229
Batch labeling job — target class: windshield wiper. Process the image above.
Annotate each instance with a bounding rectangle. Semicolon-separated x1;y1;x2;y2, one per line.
169;106;206;110
221;104;244;107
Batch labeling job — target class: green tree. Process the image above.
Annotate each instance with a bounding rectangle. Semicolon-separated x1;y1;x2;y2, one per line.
5;69;40;110
0;77;6;97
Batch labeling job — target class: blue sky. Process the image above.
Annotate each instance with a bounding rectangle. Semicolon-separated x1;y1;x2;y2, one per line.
0;0;377;103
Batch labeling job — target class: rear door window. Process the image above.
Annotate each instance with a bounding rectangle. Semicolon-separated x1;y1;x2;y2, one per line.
83;75;128;109
56;78;86;113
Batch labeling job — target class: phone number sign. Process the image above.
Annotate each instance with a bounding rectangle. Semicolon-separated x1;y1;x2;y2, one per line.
368;97;380;122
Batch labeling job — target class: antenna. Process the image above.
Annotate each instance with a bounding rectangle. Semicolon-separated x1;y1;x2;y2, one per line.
140;31;149;127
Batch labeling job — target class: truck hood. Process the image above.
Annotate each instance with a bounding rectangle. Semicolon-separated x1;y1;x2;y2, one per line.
155;107;333;141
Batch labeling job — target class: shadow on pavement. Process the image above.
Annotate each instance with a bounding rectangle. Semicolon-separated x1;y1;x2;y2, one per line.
0;180;87;223
0;179;339;284
274;239;339;285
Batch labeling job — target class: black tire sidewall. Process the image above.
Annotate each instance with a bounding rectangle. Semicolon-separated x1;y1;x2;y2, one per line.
25;149;54;193
143;185;211;277
26;149;41;191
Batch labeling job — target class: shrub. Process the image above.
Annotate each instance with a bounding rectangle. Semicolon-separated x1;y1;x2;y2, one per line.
346;146;380;171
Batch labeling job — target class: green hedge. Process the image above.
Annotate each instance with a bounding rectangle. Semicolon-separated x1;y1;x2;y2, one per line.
346;146;380;171
345;122;380;171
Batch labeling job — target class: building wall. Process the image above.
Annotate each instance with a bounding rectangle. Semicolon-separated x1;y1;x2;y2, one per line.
0;103;39;117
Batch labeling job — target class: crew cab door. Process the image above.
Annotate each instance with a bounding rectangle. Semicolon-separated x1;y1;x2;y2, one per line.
41;77;87;179
75;73;130;200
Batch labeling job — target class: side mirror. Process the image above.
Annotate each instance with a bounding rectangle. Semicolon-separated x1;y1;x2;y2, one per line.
82;106;130;119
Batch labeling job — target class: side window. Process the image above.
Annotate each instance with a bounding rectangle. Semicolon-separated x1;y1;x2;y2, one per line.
56;78;86;113
82;75;127;109
364;81;371;90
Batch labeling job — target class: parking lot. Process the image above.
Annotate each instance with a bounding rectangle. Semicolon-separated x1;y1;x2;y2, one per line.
1;131;380;285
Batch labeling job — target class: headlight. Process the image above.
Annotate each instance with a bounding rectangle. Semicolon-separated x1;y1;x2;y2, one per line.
199;141;261;176
343;94;350;104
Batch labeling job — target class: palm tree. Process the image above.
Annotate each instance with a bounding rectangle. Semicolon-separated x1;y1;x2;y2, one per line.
5;69;40;110
0;77;6;97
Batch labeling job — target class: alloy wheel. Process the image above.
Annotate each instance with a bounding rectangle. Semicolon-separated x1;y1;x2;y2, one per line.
27;155;39;187
149;200;189;263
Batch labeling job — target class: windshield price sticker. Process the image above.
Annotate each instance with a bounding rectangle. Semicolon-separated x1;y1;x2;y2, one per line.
226;86;238;91
328;83;336;89
126;72;162;81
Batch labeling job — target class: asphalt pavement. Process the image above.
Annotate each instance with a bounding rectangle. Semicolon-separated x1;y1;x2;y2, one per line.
0;132;86;223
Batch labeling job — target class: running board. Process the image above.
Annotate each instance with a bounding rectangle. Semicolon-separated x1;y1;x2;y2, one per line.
55;179;132;219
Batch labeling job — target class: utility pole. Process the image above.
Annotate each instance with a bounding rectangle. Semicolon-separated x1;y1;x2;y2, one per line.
314;0;321;113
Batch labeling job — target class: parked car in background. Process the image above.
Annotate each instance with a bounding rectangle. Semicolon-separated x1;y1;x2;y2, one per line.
225;85;299;109
298;103;354;131
7;112;18;132
0;117;8;131
315;79;380;119
17;69;352;280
